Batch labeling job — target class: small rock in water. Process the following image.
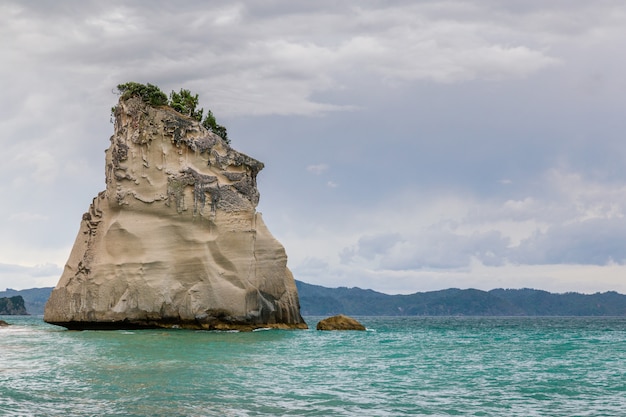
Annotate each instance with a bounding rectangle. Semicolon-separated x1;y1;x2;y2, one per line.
0;320;10;327
316;314;366;331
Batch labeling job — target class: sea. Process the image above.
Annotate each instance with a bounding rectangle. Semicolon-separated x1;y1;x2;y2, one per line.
1;316;625;417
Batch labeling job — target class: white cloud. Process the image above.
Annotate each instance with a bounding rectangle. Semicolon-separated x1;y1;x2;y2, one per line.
0;263;62;291
306;164;329;175
9;212;49;222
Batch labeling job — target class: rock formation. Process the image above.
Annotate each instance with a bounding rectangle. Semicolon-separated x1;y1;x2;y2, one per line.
0;296;28;315
316;315;366;331
44;96;307;330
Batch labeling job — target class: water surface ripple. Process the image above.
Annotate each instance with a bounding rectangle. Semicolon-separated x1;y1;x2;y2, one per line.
1;316;624;416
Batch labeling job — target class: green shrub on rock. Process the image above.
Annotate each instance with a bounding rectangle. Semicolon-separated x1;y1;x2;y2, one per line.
114;82;229;144
202;109;229;144
116;82;168;106
169;88;203;121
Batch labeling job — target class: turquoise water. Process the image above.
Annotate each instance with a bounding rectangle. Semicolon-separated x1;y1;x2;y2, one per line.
1;316;625;416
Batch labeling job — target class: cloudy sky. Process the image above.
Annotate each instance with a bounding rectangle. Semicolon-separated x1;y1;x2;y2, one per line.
2;1;626;294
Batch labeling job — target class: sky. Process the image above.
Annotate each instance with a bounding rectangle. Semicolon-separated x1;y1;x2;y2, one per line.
2;1;626;294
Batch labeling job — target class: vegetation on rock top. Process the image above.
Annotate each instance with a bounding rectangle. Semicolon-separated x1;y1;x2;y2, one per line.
116;81;168;106
114;82;229;144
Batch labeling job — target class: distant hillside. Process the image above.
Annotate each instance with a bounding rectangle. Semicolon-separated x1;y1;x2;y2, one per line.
296;281;626;316
0;295;28;315
0;287;54;315
489;288;626;316
4;283;626;317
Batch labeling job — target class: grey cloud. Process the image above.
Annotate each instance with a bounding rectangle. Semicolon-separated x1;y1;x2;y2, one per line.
343;229;510;270
0;263;62;290
354;233;404;260
28;263;63;277
384;229;510;269
512;218;626;265
296;257;330;271
2;0;569;117
291;257;333;285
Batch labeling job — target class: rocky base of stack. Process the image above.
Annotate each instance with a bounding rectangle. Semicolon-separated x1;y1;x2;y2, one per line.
46;319;308;331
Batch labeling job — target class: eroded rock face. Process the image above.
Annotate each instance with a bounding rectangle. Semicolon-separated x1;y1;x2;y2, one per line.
44;97;307;330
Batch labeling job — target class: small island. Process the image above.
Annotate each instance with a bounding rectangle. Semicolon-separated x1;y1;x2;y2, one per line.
0;296;28;315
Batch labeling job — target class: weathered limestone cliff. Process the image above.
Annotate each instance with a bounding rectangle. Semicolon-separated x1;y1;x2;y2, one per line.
44;96;307;330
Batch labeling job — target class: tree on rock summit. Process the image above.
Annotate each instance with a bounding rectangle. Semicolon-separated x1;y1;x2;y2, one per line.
114;82;229;144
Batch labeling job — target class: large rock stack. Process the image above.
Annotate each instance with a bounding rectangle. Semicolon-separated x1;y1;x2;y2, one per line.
44;96;307;330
